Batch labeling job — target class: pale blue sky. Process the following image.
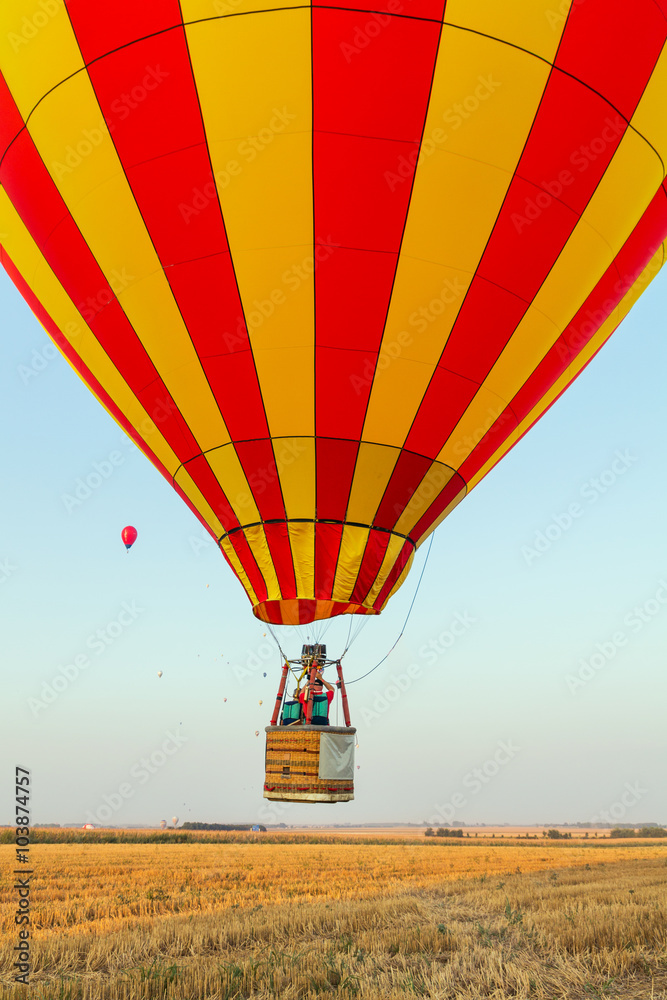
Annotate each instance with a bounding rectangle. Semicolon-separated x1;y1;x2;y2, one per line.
2;264;666;828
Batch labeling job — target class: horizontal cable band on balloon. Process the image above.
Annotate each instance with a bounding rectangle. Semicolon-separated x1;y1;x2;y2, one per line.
216;519;418;547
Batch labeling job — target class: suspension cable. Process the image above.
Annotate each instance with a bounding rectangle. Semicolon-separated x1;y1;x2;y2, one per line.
345;534;434;685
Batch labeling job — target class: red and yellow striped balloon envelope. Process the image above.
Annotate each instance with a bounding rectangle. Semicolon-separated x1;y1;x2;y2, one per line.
1;1;666;625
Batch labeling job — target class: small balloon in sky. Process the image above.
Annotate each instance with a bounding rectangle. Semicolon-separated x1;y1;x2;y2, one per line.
263;672;267;678
258;700;263;706
223;698;227;702
254;730;259;736
121;525;137;551
157;671;163;678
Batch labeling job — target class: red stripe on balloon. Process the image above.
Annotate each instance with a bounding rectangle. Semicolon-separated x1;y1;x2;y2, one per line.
63;0;182;63
555;0;667;121
80;26;269;444
227;531;269;603
314;523;344;599
458;183;667;483
373;451;433;530
234;440;287;522
372;538;414;610
405;470;466;546
350;530;392;604
312;6;442;445
315;438;359;522
263;524;297;600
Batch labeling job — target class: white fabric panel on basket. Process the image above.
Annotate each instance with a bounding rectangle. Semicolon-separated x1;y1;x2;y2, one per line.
318;733;355;780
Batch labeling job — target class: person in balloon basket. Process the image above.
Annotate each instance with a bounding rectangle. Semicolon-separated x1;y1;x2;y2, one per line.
299;669;335;725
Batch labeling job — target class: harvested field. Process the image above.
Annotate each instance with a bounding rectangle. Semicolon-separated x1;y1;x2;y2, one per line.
1;835;666;998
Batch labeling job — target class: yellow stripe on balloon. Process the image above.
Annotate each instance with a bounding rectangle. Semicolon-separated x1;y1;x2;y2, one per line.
204;443;261;526
346;443;400;525
218;536;259;607
440;126;663;470
244;524;284;600
185;10;314;439
467;244;666;491
382;552;415;606
275;437;315;520
393;461;457;537
331;525;370;603
630;42;667;167
173;466;227;539
364;533;409;607
26;70;232;454
182;0;298;21
0;1;83;119
287;522;315;599
362;27;552;448
581;130;663;260
414;485;467;548
444;0;572;63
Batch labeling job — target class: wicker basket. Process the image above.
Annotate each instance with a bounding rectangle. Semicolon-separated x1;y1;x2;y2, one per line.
263;725;356;802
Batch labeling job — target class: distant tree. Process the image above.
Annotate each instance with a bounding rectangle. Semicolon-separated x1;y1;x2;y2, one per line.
609;828;630;838
424;828;435;837
435;828;447;837
546;829;563;839
637;826;666;838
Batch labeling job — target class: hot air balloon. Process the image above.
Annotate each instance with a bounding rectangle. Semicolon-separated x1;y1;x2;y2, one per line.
157;671;163;678
172;816;179;827
121;526;137;552
2;4;666;803
160;819;167;830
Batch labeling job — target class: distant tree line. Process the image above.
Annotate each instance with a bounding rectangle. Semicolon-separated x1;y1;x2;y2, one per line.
424;828;464;838
181;822;266;831
609;826;666;838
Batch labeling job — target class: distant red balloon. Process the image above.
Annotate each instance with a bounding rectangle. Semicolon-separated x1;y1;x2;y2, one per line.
121;526;137;551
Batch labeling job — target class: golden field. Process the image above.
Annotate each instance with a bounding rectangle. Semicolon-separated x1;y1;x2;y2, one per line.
1;834;666;999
